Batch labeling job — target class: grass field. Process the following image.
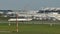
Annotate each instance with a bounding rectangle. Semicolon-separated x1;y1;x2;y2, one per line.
1;16;60;34
0;20;60;34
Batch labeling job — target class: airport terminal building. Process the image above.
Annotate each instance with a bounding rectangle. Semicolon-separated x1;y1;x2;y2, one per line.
0;8;60;21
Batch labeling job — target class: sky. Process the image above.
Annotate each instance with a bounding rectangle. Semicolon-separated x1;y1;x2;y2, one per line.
0;0;60;10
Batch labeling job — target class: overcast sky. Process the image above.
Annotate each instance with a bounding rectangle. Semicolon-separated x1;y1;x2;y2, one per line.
0;0;60;10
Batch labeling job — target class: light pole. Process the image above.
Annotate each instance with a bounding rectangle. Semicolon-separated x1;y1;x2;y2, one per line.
16;14;18;32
